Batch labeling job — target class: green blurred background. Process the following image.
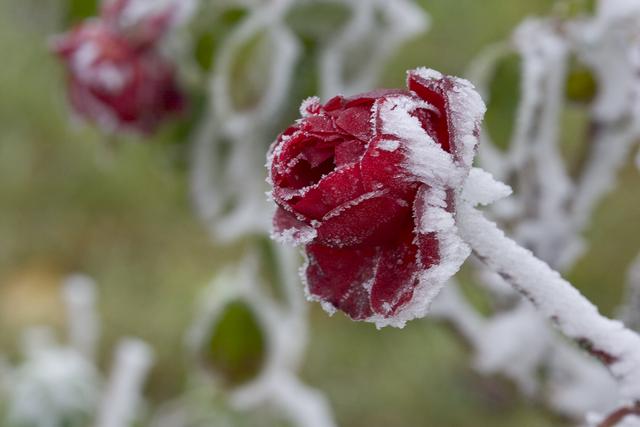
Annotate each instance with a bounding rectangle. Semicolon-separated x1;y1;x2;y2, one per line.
1;0;639;426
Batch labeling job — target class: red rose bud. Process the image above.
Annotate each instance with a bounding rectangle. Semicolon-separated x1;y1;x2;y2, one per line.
52;0;185;134
268;68;486;327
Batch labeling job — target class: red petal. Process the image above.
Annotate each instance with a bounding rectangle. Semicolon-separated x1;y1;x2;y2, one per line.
302;115;338;135
359;136;413;194
287;163;365;220
370;225;420;317
273;133;337;191
305;243;377;320
273;207;309;236
323;96;345;112
412;185;442;269
334;104;373;142
334;139;366;166
315;193;411;248
406;71;452;153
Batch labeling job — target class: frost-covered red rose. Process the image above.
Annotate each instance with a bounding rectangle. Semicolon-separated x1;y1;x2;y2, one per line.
268;68;486;327
52;0;185;134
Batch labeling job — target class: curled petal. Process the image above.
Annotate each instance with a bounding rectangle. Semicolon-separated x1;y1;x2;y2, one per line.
305;243;377;320
272;207;317;246
407;68;486;169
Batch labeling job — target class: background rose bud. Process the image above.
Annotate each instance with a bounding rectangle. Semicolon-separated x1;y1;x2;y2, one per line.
52;1;185;135
268;68;485;327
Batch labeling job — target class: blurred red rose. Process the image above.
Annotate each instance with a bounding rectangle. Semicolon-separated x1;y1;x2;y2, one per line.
268;68;485;326
52;0;184;134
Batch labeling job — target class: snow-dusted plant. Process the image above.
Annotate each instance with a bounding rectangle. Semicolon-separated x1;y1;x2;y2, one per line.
48;0;430;425
265;66;640;426
45;0;640;424
185;0;429;425
421;0;640;423
0;275;155;427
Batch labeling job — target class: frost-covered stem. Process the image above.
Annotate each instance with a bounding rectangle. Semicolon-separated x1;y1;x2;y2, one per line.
597;402;640;427
270;373;336;427
62;274;100;360
95;339;154;427
571;120;639;230
0;354;9;393
189;112;218;235
273;243;306;317
457;204;640;401
429;281;485;348
620;255;640;331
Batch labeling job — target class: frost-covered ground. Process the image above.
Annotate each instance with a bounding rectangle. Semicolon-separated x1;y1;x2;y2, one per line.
1;0;639;426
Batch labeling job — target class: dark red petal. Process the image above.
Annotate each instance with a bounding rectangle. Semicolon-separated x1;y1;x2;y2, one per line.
359;136;411;194
334;104;373;142
315;193;410;248
344;88;410;107
413;185;442;269
334;139;366;166
370;225;420;316
273;206;309;235
306;243;377;320
286;163;365;220
273;134;337;191
323;96;345;112
302;115;338;135
406;71;452;153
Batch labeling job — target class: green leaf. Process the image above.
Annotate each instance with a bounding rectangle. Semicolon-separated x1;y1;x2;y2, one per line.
554;0;597;18
286;3;351;44
193;8;248;72
203;300;266;386
565;58;597;105
66;0;99;24
228;31;269;111
485;53;521;152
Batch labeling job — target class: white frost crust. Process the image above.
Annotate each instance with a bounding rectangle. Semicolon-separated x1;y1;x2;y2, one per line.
271;222;317;247
299;96;321;117
547;341;620;420
411;67;442;81
461;167;512;206
473;303;551;395
6;345;101;427
95;339;155;427
619;254;640;331
457;203;640;403
411;67;487;170
377;94;465;187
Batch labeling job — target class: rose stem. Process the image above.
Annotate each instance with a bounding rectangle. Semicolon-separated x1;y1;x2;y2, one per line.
457;203;640;403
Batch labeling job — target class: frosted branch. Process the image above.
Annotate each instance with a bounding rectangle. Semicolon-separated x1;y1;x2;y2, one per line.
95;339;155;427
457;203;640;403
62;274;100;360
188;252;333;427
319;0;428;99
620;255;640;332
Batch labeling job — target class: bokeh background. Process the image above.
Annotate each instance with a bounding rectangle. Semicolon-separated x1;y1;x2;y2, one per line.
1;0;639;426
